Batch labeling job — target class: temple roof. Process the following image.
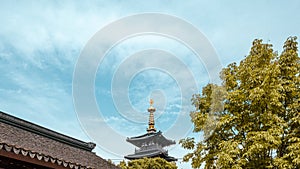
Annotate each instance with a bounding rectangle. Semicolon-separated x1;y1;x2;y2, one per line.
124;149;177;162
0;111;119;169
126;131;175;148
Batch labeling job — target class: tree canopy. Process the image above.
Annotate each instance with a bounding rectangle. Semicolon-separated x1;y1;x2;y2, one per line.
118;157;177;169
180;37;300;168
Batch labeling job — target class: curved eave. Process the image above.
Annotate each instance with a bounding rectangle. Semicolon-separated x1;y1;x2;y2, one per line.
125;150;177;162
125;150;163;159
126;131;175;147
0;142;93;169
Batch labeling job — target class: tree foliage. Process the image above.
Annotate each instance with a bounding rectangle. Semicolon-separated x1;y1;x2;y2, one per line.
118;157;177;169
180;37;300;168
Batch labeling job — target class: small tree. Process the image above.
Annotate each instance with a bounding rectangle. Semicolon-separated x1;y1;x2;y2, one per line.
180;37;300;168
118;157;177;169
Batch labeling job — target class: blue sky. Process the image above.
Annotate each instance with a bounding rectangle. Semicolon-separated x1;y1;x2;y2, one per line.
0;0;299;168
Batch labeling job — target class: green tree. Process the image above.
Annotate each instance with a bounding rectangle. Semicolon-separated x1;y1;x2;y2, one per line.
180;37;300;168
118;157;177;169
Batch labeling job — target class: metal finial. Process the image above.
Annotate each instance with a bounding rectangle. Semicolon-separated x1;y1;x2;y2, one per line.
150;99;154;106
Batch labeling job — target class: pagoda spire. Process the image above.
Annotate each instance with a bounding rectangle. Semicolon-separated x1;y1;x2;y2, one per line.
147;99;156;133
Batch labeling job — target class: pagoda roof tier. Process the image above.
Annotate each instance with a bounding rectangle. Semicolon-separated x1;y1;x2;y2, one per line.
126;131;175;148
124;149;177;162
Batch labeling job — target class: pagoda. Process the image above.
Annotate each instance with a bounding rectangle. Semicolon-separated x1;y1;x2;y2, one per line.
124;99;177;162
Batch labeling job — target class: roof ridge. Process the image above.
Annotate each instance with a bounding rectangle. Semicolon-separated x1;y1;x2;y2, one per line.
0;111;95;152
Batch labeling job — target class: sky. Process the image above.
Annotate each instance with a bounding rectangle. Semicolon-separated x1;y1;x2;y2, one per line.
0;0;299;168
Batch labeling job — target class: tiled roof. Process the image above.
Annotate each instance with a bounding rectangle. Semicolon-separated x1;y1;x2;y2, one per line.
124;148;177;162
126;131;176;147
0;111;119;169
0;111;95;151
